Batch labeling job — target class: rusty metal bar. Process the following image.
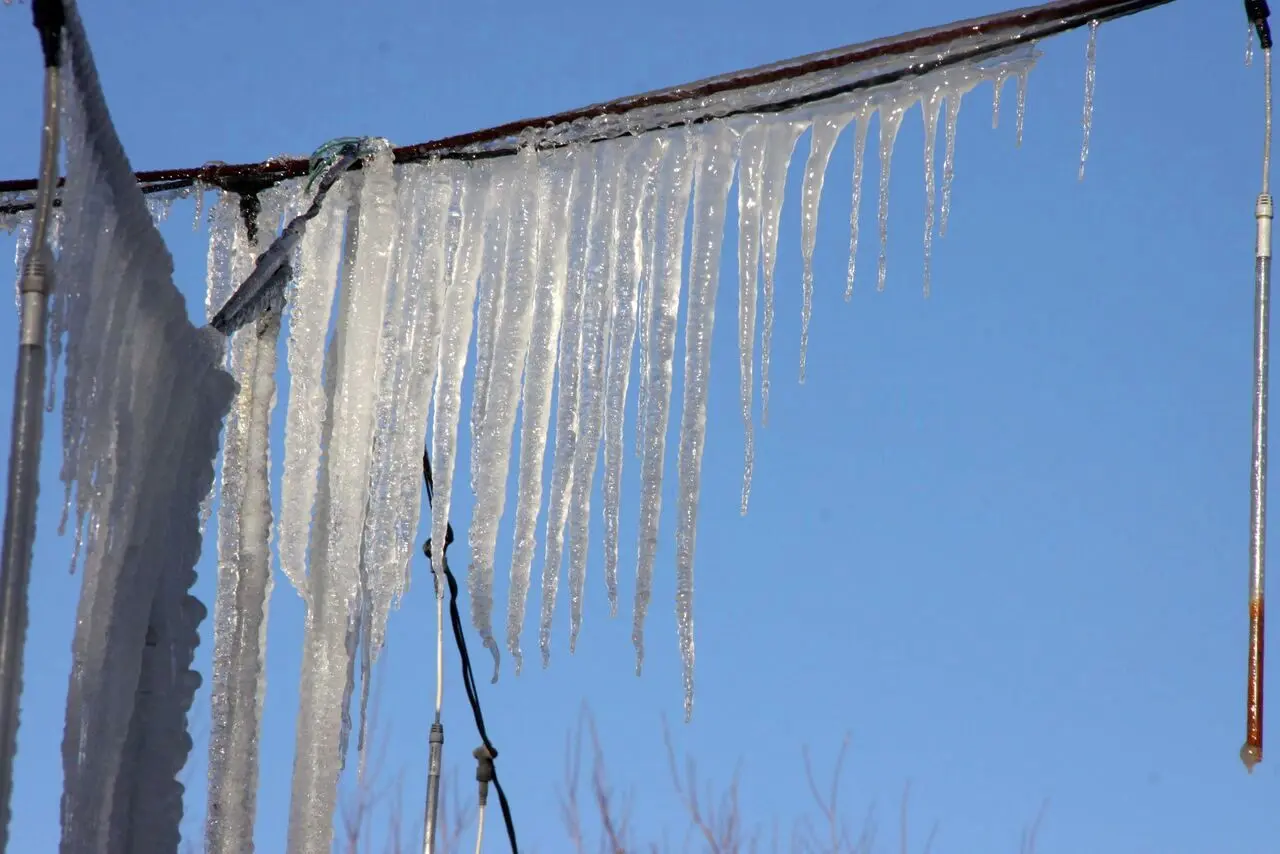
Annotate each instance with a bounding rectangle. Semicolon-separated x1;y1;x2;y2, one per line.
0;0;1174;213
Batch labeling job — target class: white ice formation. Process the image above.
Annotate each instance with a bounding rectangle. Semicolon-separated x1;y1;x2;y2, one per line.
0;9;1121;848
209;40;1053;741
48;3;235;852
212;37;1050;737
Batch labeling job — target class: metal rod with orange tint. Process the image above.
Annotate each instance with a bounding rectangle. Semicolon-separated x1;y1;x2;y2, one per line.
1243;0;1274;773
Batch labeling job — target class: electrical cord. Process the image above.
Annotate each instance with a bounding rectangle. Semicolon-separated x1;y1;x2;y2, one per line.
422;450;519;853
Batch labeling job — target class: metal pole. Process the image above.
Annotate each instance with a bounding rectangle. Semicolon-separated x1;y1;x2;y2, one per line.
1245;194;1272;773
1243;18;1274;770
0;11;61;838
422;721;443;854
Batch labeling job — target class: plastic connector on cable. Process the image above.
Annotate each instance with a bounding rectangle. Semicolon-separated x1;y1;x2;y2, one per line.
1248;0;1274;50
473;745;496;807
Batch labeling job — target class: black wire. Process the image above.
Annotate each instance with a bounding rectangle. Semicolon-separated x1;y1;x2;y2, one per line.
421;449;519;853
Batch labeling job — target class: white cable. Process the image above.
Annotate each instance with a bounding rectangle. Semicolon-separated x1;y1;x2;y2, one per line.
1264;48;1273;195
474;803;486;854
435;581;445;719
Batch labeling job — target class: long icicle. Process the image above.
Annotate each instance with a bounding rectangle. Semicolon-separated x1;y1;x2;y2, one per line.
508;151;581;671
634;130;698;674
602;139;666;613
737;124;767;514
674;123;739;720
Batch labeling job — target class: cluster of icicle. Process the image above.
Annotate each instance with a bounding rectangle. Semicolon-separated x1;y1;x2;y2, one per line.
0;15;1118;854
45;2;236;852
199;47;1056;842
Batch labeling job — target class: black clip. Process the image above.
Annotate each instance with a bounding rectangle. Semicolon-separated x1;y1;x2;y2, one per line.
1247;0;1273;50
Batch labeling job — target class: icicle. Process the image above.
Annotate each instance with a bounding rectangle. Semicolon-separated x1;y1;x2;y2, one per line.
674;123;739;720
634;130;698;674
354;164;446;761
363;165;457;665
1015;68;1029;147
430;163;490;648
921;87;943;297
566;140;628;654
939;75;976;238
1079;20;1099;181
278;179;351;597
329;142;400;720
635;144;667;462
876;89;913;292
12;216;32;307
471;164;516;490
509;152;581;672
798;110;854;382
469;147;543;680
846;112;870;300
206;202;282;854
541;155;600;668
758;120;807;426
737;124;767;514
602;139;666;614
192;181;206;231
287;211;354;854
991;68;1009;129
286;143;400;853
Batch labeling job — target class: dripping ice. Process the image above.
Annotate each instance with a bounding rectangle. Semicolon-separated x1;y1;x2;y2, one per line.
1080;20;1099;181
171;41;1056;766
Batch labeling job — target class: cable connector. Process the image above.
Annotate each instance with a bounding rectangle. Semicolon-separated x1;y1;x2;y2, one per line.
473;745;497;808
1248;0;1274;50
1259;193;1274;259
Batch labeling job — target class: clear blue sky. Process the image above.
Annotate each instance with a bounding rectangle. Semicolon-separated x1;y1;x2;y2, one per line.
2;0;1278;851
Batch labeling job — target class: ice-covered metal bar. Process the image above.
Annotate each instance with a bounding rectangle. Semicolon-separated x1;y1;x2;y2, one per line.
0;0;1176;211
0;2;63;849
